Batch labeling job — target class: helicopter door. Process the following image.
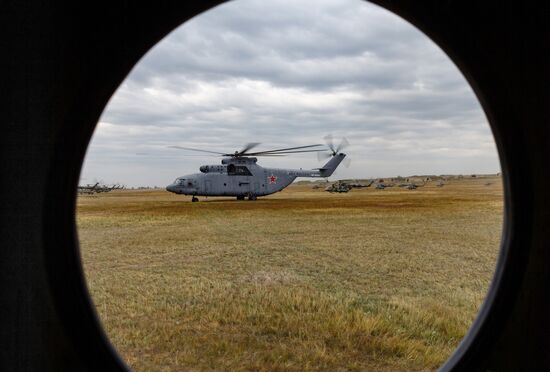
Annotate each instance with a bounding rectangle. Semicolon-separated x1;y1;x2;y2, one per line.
254;182;260;195
204;180;212;195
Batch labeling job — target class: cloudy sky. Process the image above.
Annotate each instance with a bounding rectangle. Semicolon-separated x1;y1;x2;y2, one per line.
81;0;500;187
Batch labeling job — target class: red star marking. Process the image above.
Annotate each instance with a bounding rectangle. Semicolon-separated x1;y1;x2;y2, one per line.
269;174;277;184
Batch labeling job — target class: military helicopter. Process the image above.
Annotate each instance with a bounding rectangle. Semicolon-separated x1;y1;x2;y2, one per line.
166;137;349;201
77;182;124;195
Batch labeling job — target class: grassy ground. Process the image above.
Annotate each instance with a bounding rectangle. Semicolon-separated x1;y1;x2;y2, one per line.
77;177;503;371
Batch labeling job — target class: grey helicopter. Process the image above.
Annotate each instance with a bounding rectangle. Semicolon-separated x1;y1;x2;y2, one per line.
166;137;349;201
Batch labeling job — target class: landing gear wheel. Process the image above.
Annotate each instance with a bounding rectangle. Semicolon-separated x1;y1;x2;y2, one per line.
236;195;245;200
248;195;257;201
191;196;198;202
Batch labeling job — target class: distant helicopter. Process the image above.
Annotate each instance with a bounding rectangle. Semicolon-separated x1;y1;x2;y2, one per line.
166;137;349;201
77;182;124;195
323;179;373;193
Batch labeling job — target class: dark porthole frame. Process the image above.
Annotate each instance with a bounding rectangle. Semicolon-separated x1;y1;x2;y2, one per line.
1;1;549;371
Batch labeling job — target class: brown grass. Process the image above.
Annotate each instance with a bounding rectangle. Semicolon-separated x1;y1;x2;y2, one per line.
77;176;503;371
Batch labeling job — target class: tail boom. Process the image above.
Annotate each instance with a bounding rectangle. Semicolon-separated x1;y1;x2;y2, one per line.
287;153;346;178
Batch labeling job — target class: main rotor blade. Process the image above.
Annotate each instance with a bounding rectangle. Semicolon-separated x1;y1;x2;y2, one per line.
253;149;327;155
238;142;261;155
246;144;324;155
167;146;227;155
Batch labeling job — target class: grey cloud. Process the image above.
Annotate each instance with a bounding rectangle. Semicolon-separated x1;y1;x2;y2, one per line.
130;0;437;92
84;0;499;187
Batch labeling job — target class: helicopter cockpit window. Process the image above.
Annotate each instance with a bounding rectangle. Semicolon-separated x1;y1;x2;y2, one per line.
227;165;252;176
176;179;185;185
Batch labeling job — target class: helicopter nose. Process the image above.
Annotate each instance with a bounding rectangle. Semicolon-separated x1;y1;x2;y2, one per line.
166;184;175;193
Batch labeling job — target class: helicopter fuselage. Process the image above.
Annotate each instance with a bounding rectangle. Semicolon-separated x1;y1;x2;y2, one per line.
166;155;345;199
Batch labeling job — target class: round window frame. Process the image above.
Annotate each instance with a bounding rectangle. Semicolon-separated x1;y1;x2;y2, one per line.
36;1;546;371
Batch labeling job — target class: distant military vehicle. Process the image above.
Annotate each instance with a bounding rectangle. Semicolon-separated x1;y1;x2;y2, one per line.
166;138;349;201
325;181;351;193
398;182;418;190
78;182;100;194
398;177;429;190
77;182;124;195
347;180;374;188
324;179;373;193
375;179;396;189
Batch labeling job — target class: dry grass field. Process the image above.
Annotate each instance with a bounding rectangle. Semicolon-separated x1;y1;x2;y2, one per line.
77;176;503;371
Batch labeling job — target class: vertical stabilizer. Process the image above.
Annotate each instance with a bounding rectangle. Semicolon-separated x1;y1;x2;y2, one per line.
319;153;346;177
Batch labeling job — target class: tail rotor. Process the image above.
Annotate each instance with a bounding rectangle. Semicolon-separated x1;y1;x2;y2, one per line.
336;137;349;154
317;150;332;161
343;156;351;168
320;135;350;158
318;135;351;174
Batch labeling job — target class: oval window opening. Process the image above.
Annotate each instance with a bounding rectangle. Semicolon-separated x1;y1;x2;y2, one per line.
77;0;504;370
